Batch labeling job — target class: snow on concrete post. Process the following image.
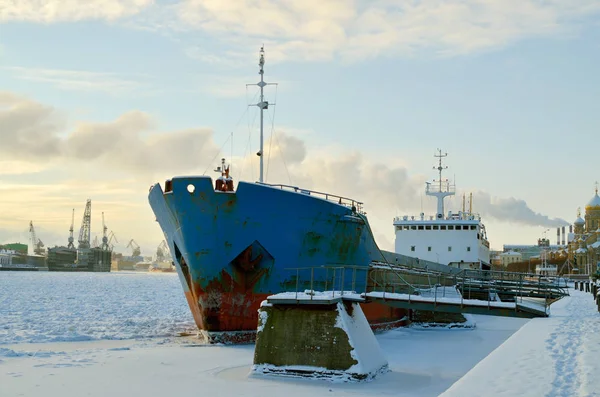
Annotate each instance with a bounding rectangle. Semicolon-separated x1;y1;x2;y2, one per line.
252;297;389;382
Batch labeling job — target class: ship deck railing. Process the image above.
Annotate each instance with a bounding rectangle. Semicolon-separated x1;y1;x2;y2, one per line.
257;182;365;214
269;263;568;318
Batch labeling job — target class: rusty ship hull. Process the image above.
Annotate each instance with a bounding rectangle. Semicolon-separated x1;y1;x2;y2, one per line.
148;176;406;343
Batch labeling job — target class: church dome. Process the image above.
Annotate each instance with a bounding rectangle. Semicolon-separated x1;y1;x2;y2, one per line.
574;216;585;225
587;193;600;209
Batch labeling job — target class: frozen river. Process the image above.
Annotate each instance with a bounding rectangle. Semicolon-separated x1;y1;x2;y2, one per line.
0;271;195;345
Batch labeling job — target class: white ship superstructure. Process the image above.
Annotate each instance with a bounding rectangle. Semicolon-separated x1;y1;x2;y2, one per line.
393;150;491;270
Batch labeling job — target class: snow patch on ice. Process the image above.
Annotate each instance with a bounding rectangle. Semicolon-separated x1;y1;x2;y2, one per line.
0;272;195;345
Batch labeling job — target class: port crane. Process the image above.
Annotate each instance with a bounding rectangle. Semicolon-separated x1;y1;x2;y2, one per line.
126;239;141;257
78;199;92;249
107;231;118;251
156;240;170;262
28;221;45;255
100;212;111;251
67;208;75;249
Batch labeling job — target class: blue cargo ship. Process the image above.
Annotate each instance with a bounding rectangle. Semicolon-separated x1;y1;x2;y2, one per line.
148;48;405;343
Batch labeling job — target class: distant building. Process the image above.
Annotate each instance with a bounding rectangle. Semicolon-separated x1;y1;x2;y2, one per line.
499;251;522;266
565;187;600;275
0;249;15;266
0;243;27;255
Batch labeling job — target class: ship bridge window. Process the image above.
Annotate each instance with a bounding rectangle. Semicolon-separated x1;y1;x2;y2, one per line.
448;246;452;251
462;225;469;230
396;226;401;232
440;225;447;230
433;225;439;230
448;225;454;230
411;226;417;230
428;246;432;252
411;246;416;252
418;226;424;230
467;247;471;252
403;226;410;230
425;225;431;230
470;225;476;230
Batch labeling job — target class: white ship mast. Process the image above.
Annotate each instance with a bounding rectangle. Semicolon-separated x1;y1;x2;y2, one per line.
426;149;456;219
249;46;277;183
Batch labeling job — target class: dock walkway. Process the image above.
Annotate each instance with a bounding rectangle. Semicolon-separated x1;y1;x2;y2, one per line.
440;288;600;397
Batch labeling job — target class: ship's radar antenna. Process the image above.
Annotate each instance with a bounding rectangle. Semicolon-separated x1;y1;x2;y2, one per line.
426;149;455;219
247;46;277;183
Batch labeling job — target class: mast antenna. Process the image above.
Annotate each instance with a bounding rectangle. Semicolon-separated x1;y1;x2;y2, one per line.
247;46;277;183
426;149;455;219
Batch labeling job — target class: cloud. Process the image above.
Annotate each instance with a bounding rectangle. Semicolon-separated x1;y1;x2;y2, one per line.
4;1;599;63
0;0;152;23
5;67;148;95
472;191;569;228
0;91;220;178
171;0;600;62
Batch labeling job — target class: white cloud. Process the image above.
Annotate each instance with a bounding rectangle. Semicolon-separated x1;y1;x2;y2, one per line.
172;0;600;62
5;67;148;95
3;1;599;62
0;91;220;177
0;0;152;22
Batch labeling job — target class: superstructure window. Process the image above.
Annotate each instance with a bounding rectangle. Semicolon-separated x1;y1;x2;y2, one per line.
411;246;416;252
448;246;452;251
411;225;417;230
428;246;432;252
396;226;401;231
403;226;410;230
440;225;447;230
462;225;469;230
470;225;476;230
448;226;454;230
418;226;424;230
433;225;439;230
425;225;431;230
467;247;471;252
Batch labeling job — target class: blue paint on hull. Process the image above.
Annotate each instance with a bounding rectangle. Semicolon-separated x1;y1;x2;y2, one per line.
148;176;385;336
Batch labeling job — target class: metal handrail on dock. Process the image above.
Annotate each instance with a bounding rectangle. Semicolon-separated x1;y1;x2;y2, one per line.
274;264;566;318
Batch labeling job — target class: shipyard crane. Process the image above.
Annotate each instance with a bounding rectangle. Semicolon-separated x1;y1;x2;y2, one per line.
78;199;92;249
156;240;170;262
100;212;110;251
67;208;75;249
108;231;118;251
126;239;141;257
28;221;45;256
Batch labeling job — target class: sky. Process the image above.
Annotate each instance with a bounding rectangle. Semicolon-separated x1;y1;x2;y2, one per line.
1;0;599;255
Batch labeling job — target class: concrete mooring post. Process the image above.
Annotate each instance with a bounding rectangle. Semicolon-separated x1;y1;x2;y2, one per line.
575;281;579;290
586;282;590;293
252;296;389;382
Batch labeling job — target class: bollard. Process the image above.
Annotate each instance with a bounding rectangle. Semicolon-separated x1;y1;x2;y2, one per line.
593;284;597;297
581;282;585;292
597;293;600;312
587;282;591;293
575;281;579;290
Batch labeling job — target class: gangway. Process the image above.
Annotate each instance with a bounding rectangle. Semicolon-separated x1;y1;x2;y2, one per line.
272;264;567;319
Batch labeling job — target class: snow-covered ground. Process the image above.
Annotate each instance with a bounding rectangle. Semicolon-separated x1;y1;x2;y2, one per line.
1;272;596;396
